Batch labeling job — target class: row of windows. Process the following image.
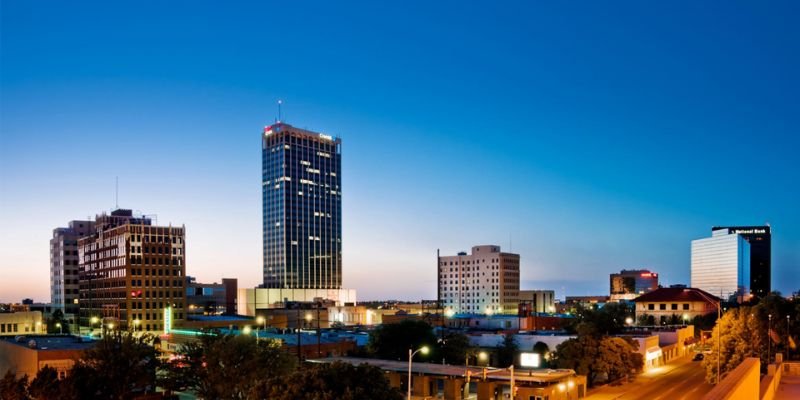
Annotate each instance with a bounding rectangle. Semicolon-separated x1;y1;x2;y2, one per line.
646;303;691;311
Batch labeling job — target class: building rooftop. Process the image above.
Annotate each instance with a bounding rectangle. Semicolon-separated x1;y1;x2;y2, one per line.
633;287;719;303
307;357;576;383
1;335;95;351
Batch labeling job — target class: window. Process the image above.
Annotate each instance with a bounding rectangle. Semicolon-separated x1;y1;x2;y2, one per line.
648;304;655;310
683;304;690;310
659;304;666;310
671;303;678;310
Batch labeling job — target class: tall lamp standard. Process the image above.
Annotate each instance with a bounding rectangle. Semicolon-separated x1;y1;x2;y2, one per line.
56;323;62;334
256;316;266;343
788;315;791;360
768;314;773;364
407;346;430;400
90;316;99;337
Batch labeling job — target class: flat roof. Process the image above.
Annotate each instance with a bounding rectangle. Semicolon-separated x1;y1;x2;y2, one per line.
1;335;95;351
307;357;575;383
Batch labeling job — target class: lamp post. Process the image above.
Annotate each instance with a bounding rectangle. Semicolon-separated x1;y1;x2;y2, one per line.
56;323;62;334
256;316;265;343
133;319;141;335
408;346;429;400
768;314;772;364
788;315;791;360
90;316;99;337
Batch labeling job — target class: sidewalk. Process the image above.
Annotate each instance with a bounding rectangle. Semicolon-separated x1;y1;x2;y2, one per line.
585;355;694;400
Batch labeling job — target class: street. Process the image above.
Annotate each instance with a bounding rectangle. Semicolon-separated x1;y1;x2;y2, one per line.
586;355;714;400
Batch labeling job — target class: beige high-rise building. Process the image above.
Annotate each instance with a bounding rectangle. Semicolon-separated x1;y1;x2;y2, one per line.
438;245;519;315
79;209;186;333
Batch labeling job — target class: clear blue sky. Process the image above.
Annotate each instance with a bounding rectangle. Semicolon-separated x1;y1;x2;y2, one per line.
1;1;798;302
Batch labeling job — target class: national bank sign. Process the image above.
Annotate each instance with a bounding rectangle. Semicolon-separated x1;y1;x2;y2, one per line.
731;228;768;235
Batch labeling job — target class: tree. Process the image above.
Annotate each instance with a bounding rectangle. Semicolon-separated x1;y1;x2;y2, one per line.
495;334;518;367
0;371;30;400
160;333;296;399
260;362;404;400
439;332;472;365
28;366;60;400
565;303;632;336
703;306;766;382
532;341;550;368
553;335;642;386
367;320;437;361
58;330;159;399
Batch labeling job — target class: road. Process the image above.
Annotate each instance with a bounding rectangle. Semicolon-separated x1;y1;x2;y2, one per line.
586;355;714;400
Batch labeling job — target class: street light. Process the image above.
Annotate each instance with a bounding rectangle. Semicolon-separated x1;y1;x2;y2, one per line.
256;316;266;343
90;316;99;336
625;317;634;326
408;346;429;400
242;325;252;335
768;314;772;364
56;323;62;334
133;319;141;334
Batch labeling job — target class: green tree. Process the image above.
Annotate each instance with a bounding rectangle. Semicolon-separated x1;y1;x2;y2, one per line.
566;303;632;336
703;306;766;382
261;362;403;400
0;371;30;400
553;335;642;386
27;366;60;400
58;331;159;399
367;320;437;360
494;334;518;367
532;341;550;367
160;333;296;399
439;332;472;365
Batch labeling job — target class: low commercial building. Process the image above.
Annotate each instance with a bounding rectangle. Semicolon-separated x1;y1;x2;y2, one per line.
518;290;555;314
633;287;718;325
308;357;586;400
186;277;237;316
0;335;95;380
237;288;356;315
0;312;44;336
610;269;659;301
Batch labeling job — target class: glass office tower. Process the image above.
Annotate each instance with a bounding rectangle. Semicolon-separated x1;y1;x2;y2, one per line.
691;229;750;302
262;122;342;289
711;226;771;298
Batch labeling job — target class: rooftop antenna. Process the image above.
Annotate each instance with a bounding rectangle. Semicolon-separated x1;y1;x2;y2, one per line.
115;176;119;209
277;99;283;123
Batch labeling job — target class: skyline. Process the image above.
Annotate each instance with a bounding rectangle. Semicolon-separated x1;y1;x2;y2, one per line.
2;1;800;303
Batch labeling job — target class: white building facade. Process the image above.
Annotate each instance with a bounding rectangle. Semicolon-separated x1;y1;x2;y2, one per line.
438;245;520;315
691;229;751;301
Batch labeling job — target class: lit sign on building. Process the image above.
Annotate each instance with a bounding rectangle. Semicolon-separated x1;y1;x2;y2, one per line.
733;229;767;235
163;306;172;334
520;353;541;368
319;134;333;141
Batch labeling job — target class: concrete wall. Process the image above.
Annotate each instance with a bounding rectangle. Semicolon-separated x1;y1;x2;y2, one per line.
702;358;760;400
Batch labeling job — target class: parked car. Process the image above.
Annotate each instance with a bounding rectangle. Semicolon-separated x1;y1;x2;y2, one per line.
692;353;705;361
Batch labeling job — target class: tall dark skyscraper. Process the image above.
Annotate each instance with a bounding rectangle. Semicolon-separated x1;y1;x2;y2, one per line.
262;122;342;289
711;226;771;297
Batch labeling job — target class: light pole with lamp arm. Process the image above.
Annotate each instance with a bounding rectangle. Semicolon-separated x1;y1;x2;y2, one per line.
408;346;429;400
256;316;266;343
